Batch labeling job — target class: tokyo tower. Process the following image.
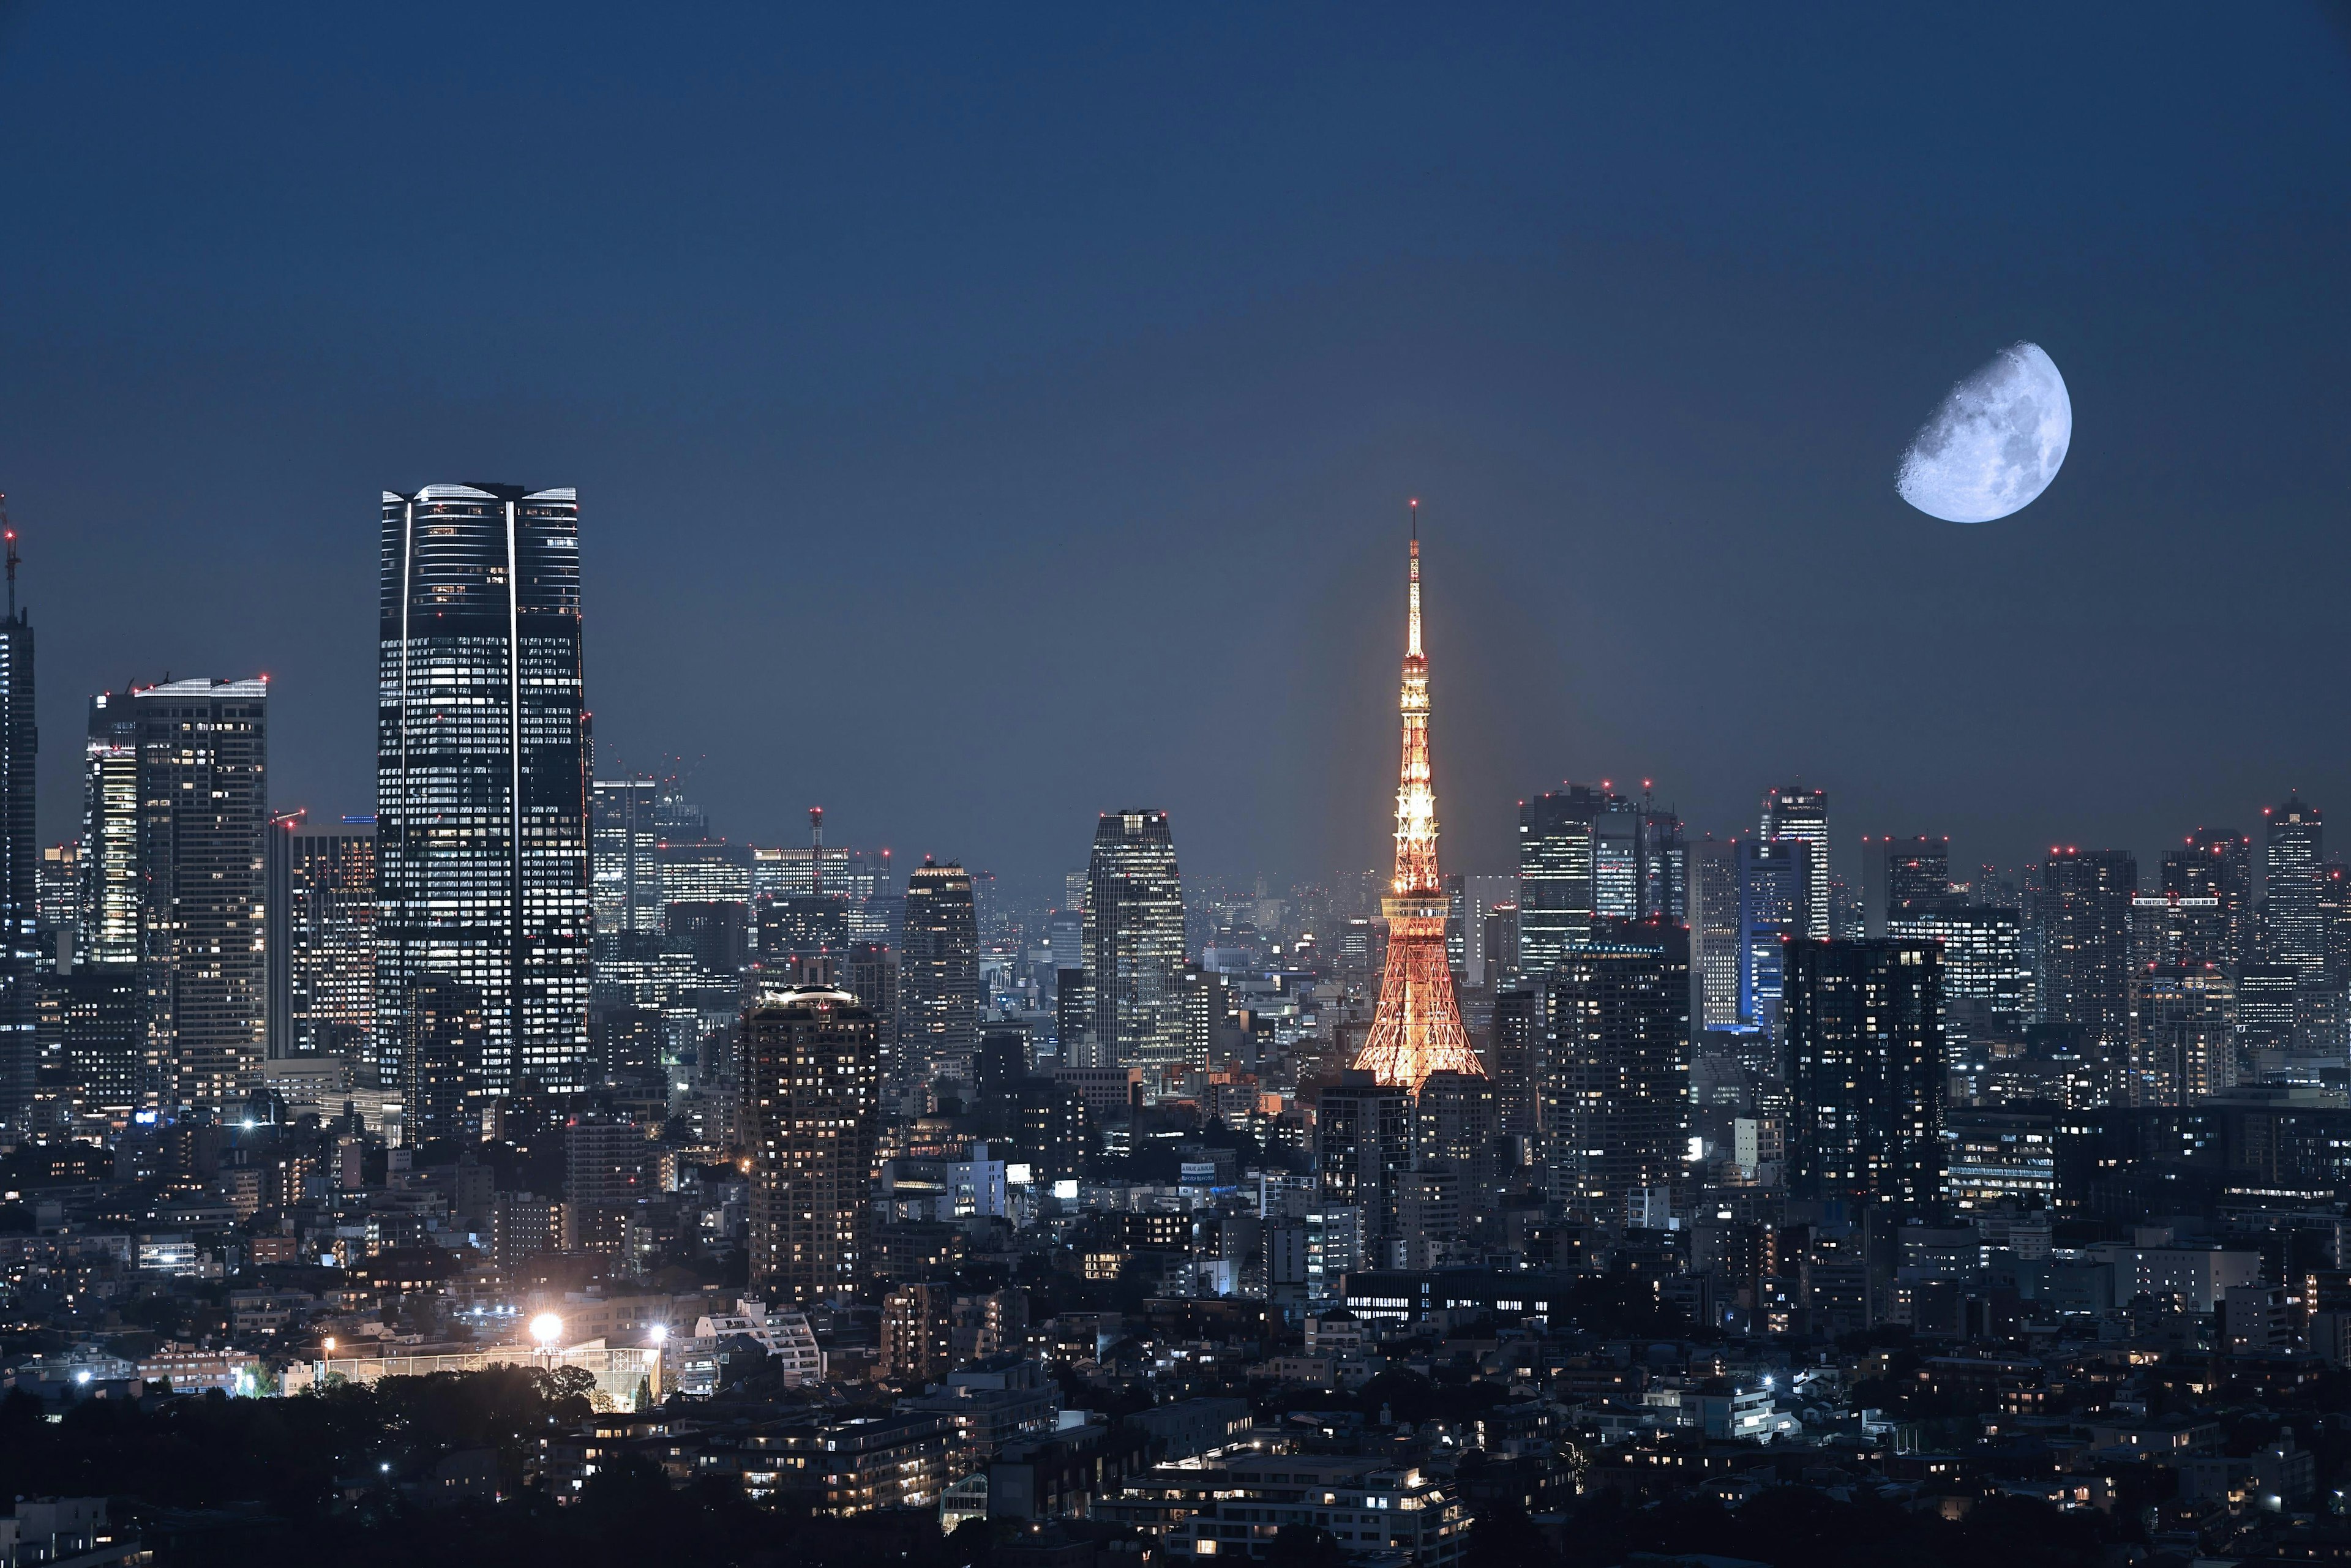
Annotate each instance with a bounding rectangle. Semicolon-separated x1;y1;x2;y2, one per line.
1350;505;1484;1089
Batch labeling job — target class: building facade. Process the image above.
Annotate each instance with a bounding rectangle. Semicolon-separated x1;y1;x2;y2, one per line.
1782;938;1946;1214
743;986;881;1301
376;484;591;1105
1082;809;1187;1074
136;679;270;1112
897;857;978;1089
1543;917;1692;1223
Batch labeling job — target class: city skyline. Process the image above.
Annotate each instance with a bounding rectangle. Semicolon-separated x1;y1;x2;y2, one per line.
5;10;2351;890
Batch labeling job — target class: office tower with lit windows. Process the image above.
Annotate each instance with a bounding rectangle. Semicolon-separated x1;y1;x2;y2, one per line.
1083;809;1187;1074
377;485;591;1104
1543;917;1691;1223
742;986;880;1301
36;844;75;974
266;823;377;1068
1516;784;1616;972
898;856;979;1086
2039;848;2137;1067
80;692;140;969
0;546;31;1124
1889;903;2027;1045
1782;938;1945;1214
136;678;271;1112
2266;794;2324;972
1761;786;1831;940
1736;838;1809;1037
1690;836;1742;1030
590;776;659;955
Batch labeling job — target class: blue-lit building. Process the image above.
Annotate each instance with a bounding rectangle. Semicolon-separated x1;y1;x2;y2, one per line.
1736;839;1810;1037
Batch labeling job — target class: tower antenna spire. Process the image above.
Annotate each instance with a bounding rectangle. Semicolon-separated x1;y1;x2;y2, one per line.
1;493;15;623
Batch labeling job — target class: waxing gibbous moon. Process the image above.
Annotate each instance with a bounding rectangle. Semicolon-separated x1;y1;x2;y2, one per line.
1896;342;2072;523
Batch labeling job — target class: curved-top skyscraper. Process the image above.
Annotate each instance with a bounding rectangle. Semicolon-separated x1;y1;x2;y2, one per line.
1352;511;1483;1089
376;484;591;1116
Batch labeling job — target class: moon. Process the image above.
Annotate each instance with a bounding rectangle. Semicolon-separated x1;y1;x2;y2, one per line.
1896;342;2071;523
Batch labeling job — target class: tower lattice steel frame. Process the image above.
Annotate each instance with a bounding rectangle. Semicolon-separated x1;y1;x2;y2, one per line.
1352;510;1485;1089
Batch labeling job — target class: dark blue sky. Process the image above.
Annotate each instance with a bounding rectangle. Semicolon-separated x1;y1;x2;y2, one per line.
2;4;2348;894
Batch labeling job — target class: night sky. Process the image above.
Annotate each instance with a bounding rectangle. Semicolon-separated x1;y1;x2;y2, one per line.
2;6;2347;897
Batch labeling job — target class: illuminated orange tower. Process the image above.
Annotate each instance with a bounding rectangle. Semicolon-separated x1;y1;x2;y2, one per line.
1351;505;1483;1089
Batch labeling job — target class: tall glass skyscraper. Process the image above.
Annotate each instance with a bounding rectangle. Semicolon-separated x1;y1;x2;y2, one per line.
2265;793;2324;973
136;678;270;1112
1082;809;1187;1073
0;543;32;1124
377;484;591;1103
1517;784;1619;972
590;776;659;954
897;855;978;1087
80;692;140;968
1761;786;1831;941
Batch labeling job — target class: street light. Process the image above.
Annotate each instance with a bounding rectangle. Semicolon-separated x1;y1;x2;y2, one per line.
530;1313;564;1364
647;1323;667;1346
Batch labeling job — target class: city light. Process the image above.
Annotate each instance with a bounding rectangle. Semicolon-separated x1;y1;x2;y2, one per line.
530;1314;564;1348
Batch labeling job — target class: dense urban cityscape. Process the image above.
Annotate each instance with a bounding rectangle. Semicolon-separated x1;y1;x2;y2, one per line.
3;10;2349;1568
0;483;2343;1568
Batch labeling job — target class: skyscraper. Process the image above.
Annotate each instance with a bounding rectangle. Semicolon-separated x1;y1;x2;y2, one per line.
1735;838;1809;1037
898;855;979;1086
266;823;377;1067
136;678;270;1112
1352;520;1481;1089
1083;809;1187;1075
742;985;880;1301
1543;917;1691;1223
1761;786;1831;941
0;527;31;1123
2168;827;2252;970
2265;794;2324;972
1782;938;1945;1214
590;776;659;954
80;692;140;969
2039;847;2136;1063
1516;784;1616;972
377;484;591;1105
1690;836;1742;1030
2128;962;2234;1107
1884;836;1954;920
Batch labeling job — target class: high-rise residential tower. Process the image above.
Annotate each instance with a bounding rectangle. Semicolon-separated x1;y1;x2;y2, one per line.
2039;847;2137;1064
2168;827;2252;969
743;985;880;1300
1082;809;1187;1073
1761;786;1831;941
898;855;979;1086
266;821;377;1067
1352;518;1482;1089
0;525;32;1122
137;678;270;1111
377;485;591;1104
1782;937;1946;1214
1544;917;1691;1223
